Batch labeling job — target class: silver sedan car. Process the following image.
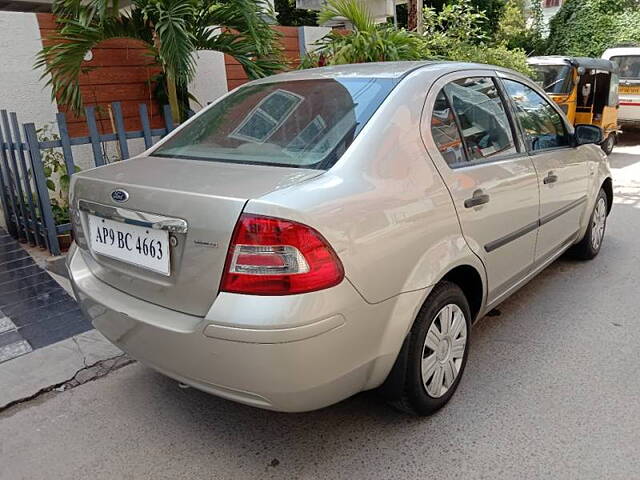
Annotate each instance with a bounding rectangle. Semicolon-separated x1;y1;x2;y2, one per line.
67;62;612;415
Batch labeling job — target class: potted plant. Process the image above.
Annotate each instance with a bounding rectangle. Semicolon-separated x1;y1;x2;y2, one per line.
38;124;81;252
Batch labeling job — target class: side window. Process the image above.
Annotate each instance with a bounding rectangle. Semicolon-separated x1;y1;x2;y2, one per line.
502;79;570;151
431;90;466;167
444;77;517;163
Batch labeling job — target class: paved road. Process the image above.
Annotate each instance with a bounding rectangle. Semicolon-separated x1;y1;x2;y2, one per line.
2;137;640;480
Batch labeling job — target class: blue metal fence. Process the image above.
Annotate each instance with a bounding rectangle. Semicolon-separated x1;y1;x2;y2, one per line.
0;102;176;256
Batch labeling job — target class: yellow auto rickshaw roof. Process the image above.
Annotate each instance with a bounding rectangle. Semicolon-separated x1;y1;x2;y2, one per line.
528;56;618;73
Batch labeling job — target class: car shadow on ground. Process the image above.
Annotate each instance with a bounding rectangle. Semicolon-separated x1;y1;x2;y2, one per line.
112;221;632;473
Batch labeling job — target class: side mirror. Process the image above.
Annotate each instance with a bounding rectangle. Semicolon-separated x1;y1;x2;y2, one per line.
575;124;604;146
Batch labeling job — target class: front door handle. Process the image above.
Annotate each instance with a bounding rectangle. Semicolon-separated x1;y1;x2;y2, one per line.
464;189;490;208
543;172;558;184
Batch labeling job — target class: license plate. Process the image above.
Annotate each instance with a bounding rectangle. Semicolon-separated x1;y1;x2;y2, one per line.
88;214;170;275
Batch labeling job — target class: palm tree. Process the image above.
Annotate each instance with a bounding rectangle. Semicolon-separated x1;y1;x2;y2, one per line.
36;0;285;122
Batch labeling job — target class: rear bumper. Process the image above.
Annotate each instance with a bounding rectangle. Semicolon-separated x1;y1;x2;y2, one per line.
68;246;426;412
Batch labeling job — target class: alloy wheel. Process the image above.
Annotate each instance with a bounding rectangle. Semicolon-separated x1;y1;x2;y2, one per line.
421;304;468;398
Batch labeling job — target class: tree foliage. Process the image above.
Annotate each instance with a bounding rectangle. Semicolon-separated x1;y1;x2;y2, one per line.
494;0;544;54
412;0;506;35
301;0;530;74
36;0;285;120
301;0;427;66
546;0;640;57
422;0;531;73
468;0;506;36
274;0;318;26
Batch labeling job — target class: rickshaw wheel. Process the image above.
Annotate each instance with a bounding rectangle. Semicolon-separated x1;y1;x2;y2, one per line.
601;133;616;155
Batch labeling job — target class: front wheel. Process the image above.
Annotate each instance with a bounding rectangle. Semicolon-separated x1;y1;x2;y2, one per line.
569;188;608;260
389;281;471;416
601;133;616;155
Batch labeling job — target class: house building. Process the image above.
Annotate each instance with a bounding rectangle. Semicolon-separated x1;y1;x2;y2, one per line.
540;0;563;24
527;0;563;31
296;0;397;25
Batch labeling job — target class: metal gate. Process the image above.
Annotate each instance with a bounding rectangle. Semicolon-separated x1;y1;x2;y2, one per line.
0;102;176;255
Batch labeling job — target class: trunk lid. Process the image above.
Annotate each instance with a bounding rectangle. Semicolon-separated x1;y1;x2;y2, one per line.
71;156;322;316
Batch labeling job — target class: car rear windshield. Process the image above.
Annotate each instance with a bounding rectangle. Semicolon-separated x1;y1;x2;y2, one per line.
152;78;397;170
610;55;640;80
530;64;573;94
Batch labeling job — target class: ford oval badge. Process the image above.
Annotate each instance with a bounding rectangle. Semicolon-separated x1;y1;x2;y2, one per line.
111;189;129;203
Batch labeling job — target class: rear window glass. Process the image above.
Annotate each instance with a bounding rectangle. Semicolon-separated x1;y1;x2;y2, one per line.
610;55;640;80
529;64;573;94
153;78;397;170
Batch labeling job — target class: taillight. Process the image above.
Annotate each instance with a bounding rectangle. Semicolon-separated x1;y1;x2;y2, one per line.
220;214;344;295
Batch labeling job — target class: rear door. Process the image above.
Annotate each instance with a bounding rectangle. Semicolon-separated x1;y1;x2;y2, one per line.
499;75;589;262
423;71;540;305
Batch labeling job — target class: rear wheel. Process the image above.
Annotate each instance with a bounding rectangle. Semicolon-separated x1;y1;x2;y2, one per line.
569;188;608;260
601;133;616;155
389;281;471;416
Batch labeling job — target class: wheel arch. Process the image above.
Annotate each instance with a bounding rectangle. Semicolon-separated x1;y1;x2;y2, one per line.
439;264;485;323
377;263;485;400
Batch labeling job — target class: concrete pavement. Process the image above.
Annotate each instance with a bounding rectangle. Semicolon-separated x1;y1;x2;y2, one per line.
1;139;640;479
0;329;126;409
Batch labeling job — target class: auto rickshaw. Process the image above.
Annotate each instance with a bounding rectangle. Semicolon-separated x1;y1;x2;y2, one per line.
527;56;620;154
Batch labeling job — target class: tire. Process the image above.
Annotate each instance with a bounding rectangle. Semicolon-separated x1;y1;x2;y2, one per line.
389;281;471;416
601;133;615;155
569;188;608;260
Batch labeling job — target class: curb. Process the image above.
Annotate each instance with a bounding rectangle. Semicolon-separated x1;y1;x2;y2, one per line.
0;329;125;410
44;255;69;278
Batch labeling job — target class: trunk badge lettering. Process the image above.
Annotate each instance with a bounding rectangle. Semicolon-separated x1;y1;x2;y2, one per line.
194;240;218;248
111;189;129;203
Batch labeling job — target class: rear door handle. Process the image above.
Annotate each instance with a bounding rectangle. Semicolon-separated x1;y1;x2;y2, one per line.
543;172;558;184
464;189;490;208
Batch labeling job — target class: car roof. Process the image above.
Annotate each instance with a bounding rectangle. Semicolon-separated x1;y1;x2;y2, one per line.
248;61;520;84
602;46;640;57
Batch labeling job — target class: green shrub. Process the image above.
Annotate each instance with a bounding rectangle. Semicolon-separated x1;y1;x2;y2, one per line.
495;0;545;55
301;0;428;66
447;43;531;74
546;0;640;57
301;0;531;74
421;0;532;74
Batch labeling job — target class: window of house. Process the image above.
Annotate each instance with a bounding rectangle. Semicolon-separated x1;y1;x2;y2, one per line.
286;116;327;153
230;90;303;143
